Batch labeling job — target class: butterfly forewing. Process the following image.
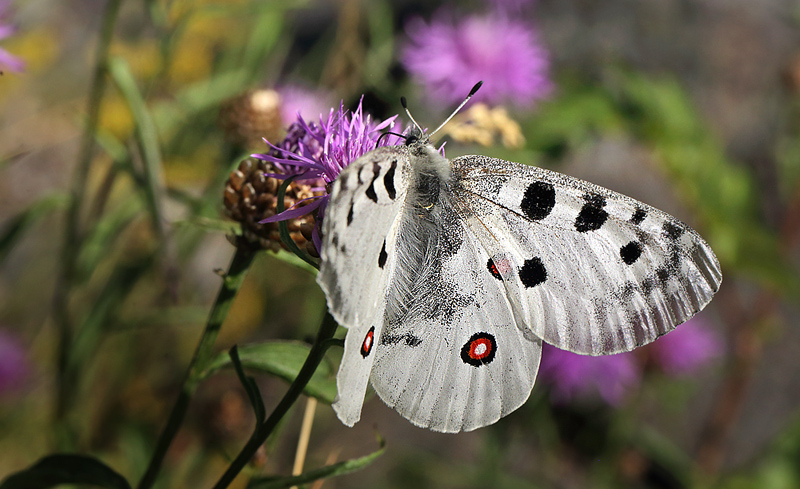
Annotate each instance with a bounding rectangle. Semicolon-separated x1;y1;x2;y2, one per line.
451;155;722;355
318;146;410;426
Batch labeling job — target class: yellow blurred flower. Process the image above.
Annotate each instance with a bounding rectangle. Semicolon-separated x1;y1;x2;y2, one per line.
110;40;161;81
98;93;134;141
9;27;58;72
163;145;216;186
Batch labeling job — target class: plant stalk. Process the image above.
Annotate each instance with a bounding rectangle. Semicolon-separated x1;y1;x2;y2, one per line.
137;246;257;489
52;0;124;447
212;312;339;489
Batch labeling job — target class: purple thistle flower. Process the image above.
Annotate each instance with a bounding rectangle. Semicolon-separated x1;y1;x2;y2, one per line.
253;98;401;250
401;10;552;108
648;317;723;377
0;329;28;395
276;85;333;126
0;0;24;73
538;343;640;406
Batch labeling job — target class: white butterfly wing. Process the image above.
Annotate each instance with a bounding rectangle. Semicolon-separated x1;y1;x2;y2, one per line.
317;146;410;426
368;195;541;432
451;155;722;355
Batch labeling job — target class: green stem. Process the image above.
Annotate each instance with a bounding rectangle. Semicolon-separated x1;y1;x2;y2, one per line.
212;312;339;489
52;0;124;446
137;246;257;489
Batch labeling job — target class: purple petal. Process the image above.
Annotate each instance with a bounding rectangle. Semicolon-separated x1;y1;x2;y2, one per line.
276;85;333;124
0;24;16;39
0;0;24;74
258;196;324;224
0;49;24;73
539;343;640;406
0;329;29;395
649;317;724;376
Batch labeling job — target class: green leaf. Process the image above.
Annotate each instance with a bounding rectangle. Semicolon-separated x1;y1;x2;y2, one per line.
202;341;337;404
0;454;131;489
524;84;625;158
240;9;284;83
0;193;68;265
229;345;266;424
363;0;395;89
70;255;156;375
75;196;144;281
267;249;319;276
108;56;167;240
246;436;386;488
154;69;250;136
173;216;239;234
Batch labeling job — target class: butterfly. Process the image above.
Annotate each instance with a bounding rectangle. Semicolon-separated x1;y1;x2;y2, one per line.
316;83;721;433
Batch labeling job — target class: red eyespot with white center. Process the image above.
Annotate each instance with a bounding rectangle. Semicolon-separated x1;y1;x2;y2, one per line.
460;332;497;367
360;326;375;358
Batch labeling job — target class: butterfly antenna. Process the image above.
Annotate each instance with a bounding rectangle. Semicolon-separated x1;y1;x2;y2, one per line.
376;131;407;147
429;81;483;138
400;96;424;136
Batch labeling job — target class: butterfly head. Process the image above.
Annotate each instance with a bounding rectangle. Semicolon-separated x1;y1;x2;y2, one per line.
404;125;427;146
397;81;482;152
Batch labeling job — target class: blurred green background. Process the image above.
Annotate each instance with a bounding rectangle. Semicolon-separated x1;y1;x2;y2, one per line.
1;0;800;488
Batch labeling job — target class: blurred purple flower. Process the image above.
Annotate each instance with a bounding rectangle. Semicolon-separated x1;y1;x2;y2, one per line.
0;329;28;395
0;0;24;73
276;85;333;126
649;317;723;376
401;10;552;108
253;99;401;249
539;343;640;406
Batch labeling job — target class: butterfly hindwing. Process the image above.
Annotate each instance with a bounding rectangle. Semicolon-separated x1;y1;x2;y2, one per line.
368;186;542;432
451;155;722;355
317;146;410;426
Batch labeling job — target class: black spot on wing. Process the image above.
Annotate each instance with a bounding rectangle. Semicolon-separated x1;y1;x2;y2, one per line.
365;182;378;203
663;220;684;240
641;277;656;296
338;173;350;191
656;266;671;284
346;202;354;225
620;241;643;265
521;181;556;220
520;257;547;288
378;239;387;269
365;163;381;203
631;207;647;225
641;277;655;295
575;194;608;232
668;246;682;268
383;160;397;200
380;332;422;347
